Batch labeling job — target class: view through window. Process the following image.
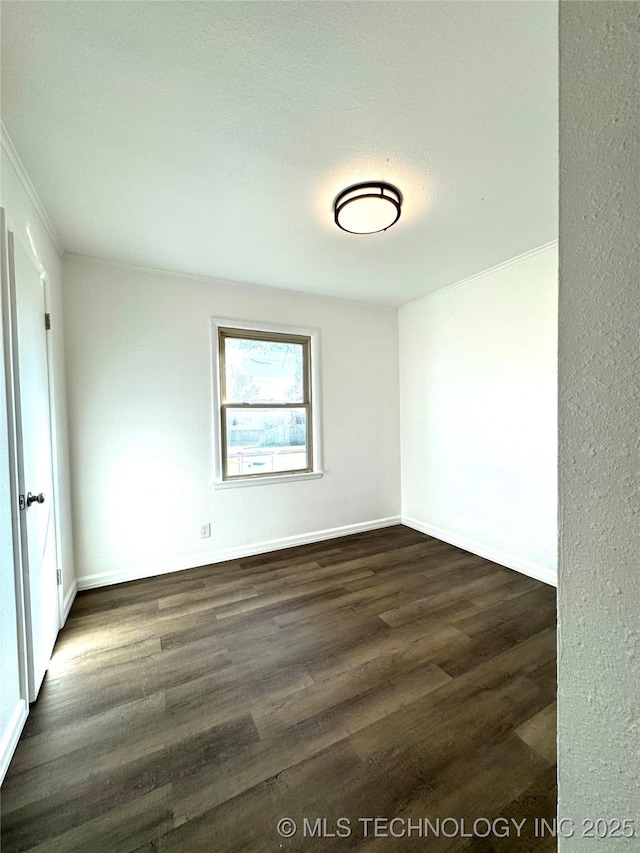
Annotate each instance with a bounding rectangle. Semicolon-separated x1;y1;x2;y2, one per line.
218;328;313;479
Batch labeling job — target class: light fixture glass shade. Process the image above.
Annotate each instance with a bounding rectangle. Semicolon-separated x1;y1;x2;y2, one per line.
334;182;402;234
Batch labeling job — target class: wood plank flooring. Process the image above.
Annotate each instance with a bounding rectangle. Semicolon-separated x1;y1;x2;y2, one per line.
0;526;557;852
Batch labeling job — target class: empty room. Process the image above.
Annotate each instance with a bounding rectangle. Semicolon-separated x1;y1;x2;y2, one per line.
1;2;637;852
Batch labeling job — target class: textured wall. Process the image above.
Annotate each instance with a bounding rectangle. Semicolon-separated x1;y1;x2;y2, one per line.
400;244;558;584
558;2;640;846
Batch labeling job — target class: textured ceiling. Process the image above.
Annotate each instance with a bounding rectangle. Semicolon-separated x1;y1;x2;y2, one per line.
1;1;558;305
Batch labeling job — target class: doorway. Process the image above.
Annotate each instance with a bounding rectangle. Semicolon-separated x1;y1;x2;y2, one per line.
2;210;61;701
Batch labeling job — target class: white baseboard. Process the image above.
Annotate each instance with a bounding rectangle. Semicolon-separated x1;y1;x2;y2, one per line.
76;516;402;591
402;516;557;587
61;579;78;624
0;699;28;786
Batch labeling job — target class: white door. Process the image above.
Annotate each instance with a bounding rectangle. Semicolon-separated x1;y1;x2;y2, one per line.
8;229;59;701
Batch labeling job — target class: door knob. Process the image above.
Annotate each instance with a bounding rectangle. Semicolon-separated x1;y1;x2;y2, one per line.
26;492;45;506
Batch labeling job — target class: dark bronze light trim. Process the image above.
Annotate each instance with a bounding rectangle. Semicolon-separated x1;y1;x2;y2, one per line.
334;181;402;234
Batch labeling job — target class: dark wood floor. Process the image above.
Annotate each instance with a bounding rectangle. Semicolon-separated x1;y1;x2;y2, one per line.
1;525;557;852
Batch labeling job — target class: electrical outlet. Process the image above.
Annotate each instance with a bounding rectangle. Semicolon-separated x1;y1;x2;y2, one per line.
200;523;211;539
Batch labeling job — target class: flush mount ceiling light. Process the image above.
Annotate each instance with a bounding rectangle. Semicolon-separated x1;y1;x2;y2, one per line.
334;182;402;235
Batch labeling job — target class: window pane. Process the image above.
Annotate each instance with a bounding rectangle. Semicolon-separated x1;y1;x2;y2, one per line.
224;337;305;404
225;408;308;476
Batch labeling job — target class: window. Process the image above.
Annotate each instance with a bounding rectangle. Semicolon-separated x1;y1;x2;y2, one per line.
217;326;314;481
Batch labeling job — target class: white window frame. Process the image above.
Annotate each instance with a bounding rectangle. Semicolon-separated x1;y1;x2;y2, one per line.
211;317;323;489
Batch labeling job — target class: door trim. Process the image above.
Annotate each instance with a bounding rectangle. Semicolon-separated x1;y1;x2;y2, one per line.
0;210;29;717
41;274;65;626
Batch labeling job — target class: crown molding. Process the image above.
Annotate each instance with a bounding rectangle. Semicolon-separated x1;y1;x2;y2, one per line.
400;239;558;311
1;122;64;257
64;252;397;311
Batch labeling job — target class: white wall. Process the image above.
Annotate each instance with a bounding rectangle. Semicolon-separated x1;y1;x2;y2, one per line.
400;243;558;584
558;2;639;845
63;256;401;587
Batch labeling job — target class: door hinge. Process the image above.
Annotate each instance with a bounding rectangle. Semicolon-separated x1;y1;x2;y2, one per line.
19;494;26;510
56;568;62;585
45;313;51;330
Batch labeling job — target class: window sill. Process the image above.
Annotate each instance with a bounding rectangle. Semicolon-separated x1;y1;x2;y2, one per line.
213;471;324;490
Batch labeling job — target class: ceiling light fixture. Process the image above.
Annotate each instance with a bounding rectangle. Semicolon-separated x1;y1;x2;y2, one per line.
334;182;402;235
